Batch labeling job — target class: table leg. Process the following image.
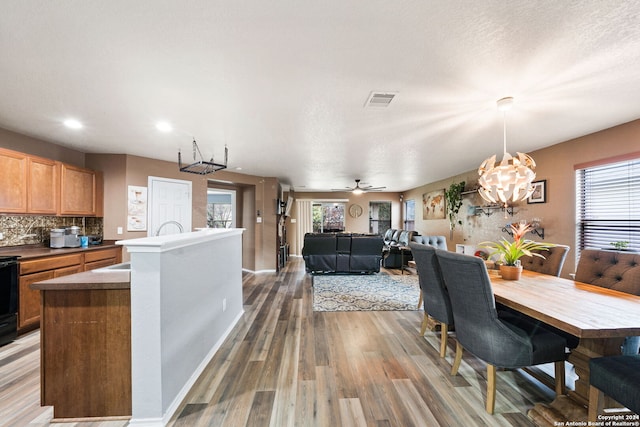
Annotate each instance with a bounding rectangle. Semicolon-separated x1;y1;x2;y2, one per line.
527;337;624;426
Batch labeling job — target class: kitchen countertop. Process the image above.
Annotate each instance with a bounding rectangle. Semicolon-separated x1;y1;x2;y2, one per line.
30;268;130;291
0;240;120;260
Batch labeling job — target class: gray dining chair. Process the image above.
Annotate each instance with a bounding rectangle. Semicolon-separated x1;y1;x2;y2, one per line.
409;242;453;358
520;244;570;277
435;250;567;414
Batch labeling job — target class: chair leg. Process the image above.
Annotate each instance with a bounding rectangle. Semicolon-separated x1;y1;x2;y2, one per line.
486;364;496;414
451;341;463;376
588;385;604;423
417;289;423;310
439;323;448;358
419;313;429;336
553;360;566;396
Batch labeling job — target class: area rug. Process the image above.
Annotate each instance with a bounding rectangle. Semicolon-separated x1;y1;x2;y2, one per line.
313;274;420;312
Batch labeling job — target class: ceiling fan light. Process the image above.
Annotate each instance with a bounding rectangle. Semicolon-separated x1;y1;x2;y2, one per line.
352;188;363;195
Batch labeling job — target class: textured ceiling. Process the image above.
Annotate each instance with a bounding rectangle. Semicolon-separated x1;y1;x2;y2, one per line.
2;1;640;192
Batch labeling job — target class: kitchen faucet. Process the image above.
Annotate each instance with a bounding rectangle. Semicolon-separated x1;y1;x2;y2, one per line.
155;220;184;236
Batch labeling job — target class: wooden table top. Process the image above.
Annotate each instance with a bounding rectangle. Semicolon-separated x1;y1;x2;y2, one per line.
490;270;640;339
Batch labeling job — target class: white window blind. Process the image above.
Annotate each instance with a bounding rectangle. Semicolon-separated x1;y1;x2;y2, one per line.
576;158;640;254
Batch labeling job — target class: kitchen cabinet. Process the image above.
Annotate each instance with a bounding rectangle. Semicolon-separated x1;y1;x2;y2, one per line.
17;246;122;333
19;254;83;332
0;148;28;213
59;163;97;216
84;247;122;271
0;147;102;216
27;155;58;214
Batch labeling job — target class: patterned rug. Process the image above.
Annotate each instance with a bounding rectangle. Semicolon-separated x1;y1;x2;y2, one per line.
313;274;420;312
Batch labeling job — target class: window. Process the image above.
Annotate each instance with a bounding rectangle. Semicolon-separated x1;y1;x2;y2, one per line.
404;199;415;231
576;158;640;254
369;201;391;235
207;190;235;228
312;203;345;232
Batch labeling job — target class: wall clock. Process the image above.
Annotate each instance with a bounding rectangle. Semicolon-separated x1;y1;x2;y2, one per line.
349;204;363;218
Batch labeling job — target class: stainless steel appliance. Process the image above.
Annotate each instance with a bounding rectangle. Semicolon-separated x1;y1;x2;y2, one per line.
0;256;19;347
63;226;81;248
50;228;65;248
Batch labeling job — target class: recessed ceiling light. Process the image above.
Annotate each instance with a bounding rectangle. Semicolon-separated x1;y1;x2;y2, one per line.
63;119;83;129
156;121;173;132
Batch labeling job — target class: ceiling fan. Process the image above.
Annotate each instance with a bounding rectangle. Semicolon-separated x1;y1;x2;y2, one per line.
332;179;386;194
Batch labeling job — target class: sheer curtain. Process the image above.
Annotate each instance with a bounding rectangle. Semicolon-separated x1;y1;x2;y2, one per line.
296;199;313;255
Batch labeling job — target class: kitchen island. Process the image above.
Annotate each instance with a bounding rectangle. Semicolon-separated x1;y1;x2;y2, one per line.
31;268;131;421
31;228;244;426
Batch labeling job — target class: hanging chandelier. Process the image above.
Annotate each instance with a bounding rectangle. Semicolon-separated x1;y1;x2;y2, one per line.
477;97;536;207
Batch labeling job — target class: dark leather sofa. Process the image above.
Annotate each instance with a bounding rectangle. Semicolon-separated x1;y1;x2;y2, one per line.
302;233;384;274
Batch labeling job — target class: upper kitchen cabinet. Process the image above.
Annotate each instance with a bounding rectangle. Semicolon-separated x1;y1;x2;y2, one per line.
27;156;58;214
0;148;28;212
0;147;103;216
59;163;100;216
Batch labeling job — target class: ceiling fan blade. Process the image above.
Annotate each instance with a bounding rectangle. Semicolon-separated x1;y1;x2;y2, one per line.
362;186;386;191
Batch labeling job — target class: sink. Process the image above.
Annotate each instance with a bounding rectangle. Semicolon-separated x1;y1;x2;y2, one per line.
92;262;131;272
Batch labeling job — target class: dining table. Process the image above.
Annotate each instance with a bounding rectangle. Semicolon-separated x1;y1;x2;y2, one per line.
489;269;640;425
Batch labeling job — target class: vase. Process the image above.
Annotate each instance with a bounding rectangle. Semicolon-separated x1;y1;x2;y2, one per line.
499;264;523;280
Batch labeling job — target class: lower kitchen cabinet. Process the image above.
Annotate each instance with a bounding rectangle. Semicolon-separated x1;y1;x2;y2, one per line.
18;246;122;333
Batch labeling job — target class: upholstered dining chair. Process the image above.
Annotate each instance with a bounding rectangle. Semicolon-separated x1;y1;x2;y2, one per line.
435;250;567;414
589;355;640;422
520;244;570;277
409;242;453;358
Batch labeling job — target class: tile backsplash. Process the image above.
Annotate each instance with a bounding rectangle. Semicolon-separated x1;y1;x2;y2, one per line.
0;215;103;247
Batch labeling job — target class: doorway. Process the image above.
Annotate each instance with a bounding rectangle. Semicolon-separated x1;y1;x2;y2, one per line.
147;176;192;237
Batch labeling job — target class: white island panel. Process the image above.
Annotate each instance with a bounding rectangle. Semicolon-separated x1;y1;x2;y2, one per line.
118;228;244;426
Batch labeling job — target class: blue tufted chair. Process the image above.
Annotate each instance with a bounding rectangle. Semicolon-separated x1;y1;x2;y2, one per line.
409;243;453;358
589;355;640;421
436;250;567;414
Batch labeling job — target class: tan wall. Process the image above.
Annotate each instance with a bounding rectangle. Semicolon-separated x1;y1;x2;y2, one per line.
0;127;85;166
404;118;640;278
286;191;402;255
86;153;279;271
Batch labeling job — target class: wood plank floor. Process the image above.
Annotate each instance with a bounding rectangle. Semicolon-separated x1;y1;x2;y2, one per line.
0;257;559;427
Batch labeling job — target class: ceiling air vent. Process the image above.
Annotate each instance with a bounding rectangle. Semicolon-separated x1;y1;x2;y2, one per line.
365;92;397;108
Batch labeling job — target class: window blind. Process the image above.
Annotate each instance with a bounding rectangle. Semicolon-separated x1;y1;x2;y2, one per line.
577;158;640;254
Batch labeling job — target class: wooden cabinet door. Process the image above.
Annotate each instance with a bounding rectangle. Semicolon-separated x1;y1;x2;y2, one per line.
59;163;96;215
28;156;59;214
0;148;28;213
19;270;54;331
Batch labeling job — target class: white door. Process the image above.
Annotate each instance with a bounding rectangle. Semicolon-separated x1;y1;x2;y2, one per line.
148;176;192;237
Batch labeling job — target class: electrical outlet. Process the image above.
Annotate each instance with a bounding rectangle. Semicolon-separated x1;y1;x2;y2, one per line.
0;232;4;240
222;298;227;312
117;227;123;235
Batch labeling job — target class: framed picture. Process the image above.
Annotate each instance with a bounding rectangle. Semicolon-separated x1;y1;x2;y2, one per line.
527;180;546;204
422;189;446;220
127;185;148;231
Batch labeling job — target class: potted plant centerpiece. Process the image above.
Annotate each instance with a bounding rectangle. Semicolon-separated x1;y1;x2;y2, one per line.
480;222;554;280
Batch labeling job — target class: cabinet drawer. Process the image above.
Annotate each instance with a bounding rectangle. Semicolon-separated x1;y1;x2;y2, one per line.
20;254;83;275
84;259;117;271
84;248;120;263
